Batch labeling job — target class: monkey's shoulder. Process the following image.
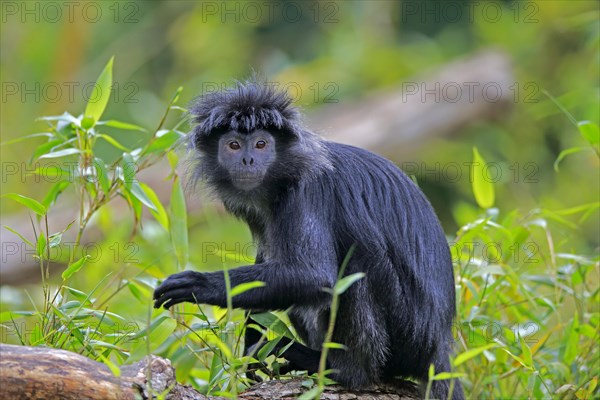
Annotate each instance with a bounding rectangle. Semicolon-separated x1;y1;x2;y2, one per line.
315;141;417;193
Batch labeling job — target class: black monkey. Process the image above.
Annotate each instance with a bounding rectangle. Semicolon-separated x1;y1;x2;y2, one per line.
153;80;464;399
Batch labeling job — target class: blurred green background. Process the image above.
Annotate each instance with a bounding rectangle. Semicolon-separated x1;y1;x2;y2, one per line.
2;0;598;238
1;0;599;398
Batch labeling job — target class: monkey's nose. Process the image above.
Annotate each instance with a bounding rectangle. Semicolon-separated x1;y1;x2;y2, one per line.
242;158;254;165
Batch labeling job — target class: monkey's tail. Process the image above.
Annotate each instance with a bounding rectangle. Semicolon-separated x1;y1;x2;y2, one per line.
427;345;465;400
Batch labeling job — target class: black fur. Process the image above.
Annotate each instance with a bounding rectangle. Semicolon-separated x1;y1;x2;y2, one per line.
154;79;464;399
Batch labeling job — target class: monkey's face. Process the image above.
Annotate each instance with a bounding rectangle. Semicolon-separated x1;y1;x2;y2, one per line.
217;130;277;191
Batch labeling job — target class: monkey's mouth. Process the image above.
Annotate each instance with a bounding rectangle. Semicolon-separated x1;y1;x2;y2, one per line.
230;174;264;191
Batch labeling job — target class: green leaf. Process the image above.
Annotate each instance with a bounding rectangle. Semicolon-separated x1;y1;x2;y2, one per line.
501;347;534;370
2;193;46;215
250;312;295;338
301;379;315;388
97;134;130;151
97;353;122;377
39;148;81;159
30;166;68;179
230;281;266;297
3;225;34;247
588;377;598;394
130;181;157;211
453;343;497;367
0;311;36;322
30;139;63;161
84;57;114;123
430;372;466;380
62;255;91;280
143;130;184;155
519;333;533;368
170;86;183;105
120;153;137;190
562;313;579;365
81;117;95;130
207;335;233;361
249;312;279;328
64;286;92;304
2;132;52;146
170;176;189;268
125;186;143;224
37;112;79;124
48;233;62;248
257;338;281;361
334;272;365;295
36;232;46;258
127;281;145;302
471;147;495;209
42;181;71;208
93;158;111;194
554;146;588;171
99;120;146;132
167;150;179;170
578;121;600;145
140;183;169;230
298;387;322;400
323;341;347;350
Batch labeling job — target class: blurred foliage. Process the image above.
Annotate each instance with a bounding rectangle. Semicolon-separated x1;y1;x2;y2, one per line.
1;1;599;399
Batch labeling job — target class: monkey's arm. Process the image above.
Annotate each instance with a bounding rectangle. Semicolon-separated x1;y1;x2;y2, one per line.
153;259;336;310
154;205;339;310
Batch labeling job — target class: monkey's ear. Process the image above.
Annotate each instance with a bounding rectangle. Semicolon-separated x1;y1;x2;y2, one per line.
188;124;227;151
187;125;203;150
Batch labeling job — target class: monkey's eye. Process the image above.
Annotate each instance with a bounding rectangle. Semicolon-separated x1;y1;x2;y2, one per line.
256;140;266;149
229;141;241;150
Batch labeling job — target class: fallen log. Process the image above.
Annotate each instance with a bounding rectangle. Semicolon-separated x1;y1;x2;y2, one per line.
0;344;420;399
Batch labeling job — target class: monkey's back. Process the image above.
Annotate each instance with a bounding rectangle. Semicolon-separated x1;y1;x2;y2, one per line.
313;142;456;378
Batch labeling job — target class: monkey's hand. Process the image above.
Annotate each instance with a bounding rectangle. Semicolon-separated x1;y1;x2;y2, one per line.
153;270;209;309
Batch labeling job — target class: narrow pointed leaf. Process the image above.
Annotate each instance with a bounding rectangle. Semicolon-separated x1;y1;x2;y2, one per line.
93;158;111;194
1;133;52;145
97;134;130;151
42;181;71;208
130;181;157;211
3;225;34;247
62;255;91;280
471;147;495;208
554;146;588;171
140;182;169;230
84;57;114;123
100;120;146;132
39;148;81;159
334;272;365;295
578;121;599;145
230;281;266;297
453;344;497;367
31;139;63;161
170;176;189;268
2;193;46;215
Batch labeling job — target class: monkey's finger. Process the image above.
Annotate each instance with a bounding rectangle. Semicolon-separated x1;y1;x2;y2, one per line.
155;287;198;309
153;278;190;300
161;297;187;310
154;295;180;309
153;271;202;299
154;293;177;309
